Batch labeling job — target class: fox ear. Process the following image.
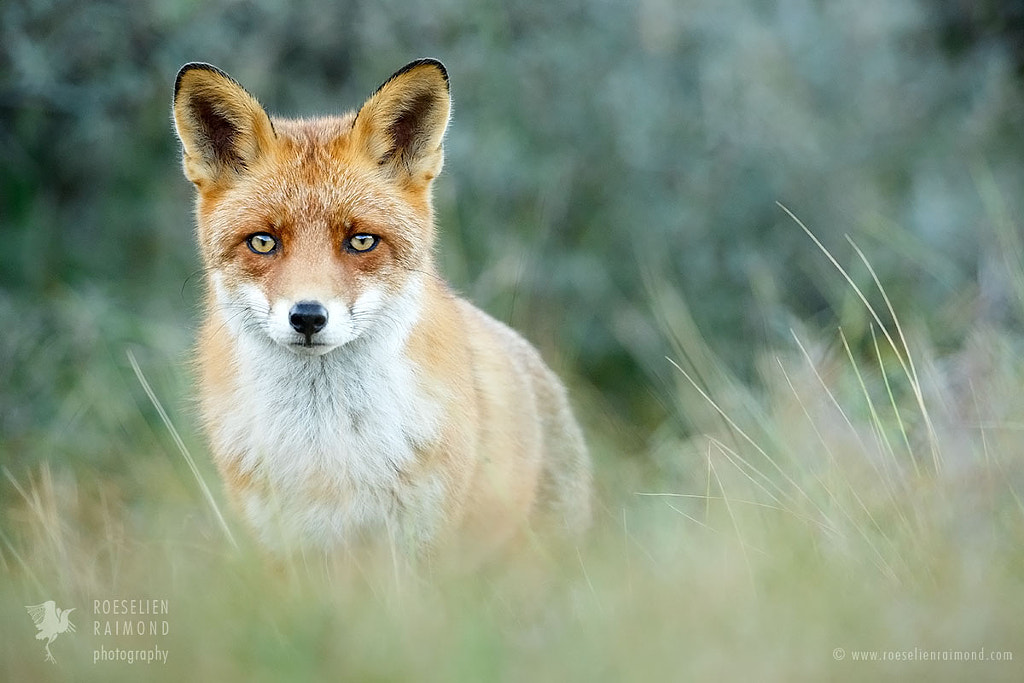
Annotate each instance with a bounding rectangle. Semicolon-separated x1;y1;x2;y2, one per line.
352;59;451;185
172;63;275;187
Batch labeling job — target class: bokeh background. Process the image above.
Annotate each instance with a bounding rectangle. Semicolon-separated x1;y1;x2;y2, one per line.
3;0;1024;680
4;0;1024;470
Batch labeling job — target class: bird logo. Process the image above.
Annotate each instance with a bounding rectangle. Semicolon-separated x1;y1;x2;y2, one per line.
25;600;76;663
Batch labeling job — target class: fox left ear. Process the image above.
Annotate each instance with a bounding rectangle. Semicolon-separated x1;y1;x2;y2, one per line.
352;59;451;185
172;63;275;188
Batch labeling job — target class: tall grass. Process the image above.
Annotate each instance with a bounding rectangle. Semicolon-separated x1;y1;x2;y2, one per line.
2;215;1024;681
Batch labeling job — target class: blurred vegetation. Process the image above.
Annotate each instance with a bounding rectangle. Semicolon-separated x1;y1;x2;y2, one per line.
4;1;1024;679
3;0;1024;468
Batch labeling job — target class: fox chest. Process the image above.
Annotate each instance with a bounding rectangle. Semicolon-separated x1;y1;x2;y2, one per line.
207;341;445;549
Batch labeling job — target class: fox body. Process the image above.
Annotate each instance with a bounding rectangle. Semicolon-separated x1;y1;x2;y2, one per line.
172;59;590;558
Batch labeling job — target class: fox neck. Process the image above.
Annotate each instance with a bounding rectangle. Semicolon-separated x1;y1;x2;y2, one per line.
210;274;442;496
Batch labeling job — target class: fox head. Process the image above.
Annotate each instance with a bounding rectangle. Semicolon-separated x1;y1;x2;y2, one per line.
173;60;450;355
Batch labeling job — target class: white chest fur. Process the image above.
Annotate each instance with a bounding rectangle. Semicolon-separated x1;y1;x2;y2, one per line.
208;279;445;551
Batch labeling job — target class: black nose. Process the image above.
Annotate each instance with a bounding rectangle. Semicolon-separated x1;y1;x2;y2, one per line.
289;301;328;337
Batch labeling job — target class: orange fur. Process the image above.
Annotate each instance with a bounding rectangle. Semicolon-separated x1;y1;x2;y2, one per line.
173;60;591;562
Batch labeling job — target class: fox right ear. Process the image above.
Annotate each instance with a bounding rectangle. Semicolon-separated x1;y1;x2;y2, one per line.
351;59;451;187
172;63;275;187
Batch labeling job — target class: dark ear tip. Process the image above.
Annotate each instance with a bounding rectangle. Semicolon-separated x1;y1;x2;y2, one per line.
379;58;449;94
174;62;234;99
407;58;449;85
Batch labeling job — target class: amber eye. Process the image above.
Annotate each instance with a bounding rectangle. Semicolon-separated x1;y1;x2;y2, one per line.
346;234;380;253
247;233;277;254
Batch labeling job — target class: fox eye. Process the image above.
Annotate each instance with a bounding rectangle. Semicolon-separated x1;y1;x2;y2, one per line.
247;233;277;254
346;234;379;253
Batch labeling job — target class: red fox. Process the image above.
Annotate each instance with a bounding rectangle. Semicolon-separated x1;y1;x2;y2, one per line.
172;59;591;560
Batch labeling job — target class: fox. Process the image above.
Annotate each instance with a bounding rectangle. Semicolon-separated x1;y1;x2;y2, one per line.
172;59;591;562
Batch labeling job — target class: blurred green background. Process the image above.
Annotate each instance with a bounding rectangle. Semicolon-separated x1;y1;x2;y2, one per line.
2;0;1024;468
5;2;1024;680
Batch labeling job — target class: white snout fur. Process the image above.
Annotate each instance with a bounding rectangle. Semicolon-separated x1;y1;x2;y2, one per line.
208;271;443;550
212;272;388;355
